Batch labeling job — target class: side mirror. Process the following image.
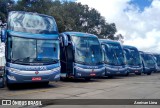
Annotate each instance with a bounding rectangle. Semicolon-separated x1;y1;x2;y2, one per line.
1;29;6;43
62;33;68;46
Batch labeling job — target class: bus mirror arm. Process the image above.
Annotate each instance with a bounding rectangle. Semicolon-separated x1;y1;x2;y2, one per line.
1;29;6;43
62;34;68;46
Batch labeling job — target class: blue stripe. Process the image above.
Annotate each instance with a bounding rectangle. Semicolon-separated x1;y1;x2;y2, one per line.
8;30;59;39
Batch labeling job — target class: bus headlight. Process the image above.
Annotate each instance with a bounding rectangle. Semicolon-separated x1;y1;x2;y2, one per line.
51;67;60;72
7;75;16;81
7;67;20;73
54;74;60;79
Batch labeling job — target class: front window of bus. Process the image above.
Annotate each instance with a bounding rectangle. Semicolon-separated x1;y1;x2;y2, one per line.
7;36;59;64
142;54;155;67
155;55;160;66
104;43;125;66
8;11;57;34
125;49;141;66
72;36;103;65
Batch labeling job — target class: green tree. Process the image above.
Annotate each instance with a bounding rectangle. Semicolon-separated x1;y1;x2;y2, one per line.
0;0;14;22
49;1;117;37
11;0;118;39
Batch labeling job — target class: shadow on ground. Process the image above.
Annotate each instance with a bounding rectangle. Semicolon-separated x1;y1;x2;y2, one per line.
6;82;59;91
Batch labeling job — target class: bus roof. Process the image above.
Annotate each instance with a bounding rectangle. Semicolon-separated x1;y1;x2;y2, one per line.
63;32;98;38
99;39;120;45
9;11;54;19
123;45;138;50
8;30;59;39
139;51;154;56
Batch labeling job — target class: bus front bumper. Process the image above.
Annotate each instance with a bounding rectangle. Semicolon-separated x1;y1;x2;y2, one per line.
5;67;60;84
128;67;143;74
143;67;156;74
105;66;128;76
74;66;105;78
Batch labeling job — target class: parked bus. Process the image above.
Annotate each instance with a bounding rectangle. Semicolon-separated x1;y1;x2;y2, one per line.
99;39;127;78
0;56;5;88
152;53;160;72
139;51;156;75
0;11;60;87
60;32;105;81
123;45;143;75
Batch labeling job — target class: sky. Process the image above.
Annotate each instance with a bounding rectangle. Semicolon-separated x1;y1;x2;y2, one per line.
12;0;159;53
76;0;160;53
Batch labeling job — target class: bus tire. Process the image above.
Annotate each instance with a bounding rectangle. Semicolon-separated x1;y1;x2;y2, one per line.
125;72;129;76
60;77;68;81
84;78;91;81
6;83;13;89
147;72;151;75
42;81;49;85
0;77;4;88
108;75;113;78
135;72;141;75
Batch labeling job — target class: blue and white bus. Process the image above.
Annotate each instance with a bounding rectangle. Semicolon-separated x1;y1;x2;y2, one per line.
152;53;160;72
1;11;60;87
60;32;105;81
100;39;128;78
139;51;156;75
123;45;143;75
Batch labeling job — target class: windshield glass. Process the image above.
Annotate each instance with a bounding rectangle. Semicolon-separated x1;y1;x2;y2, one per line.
154;55;160;66
72;36;103;65
142;54;155;66
124;48;141;66
8;11;57;34
7;36;59;64
104;43;125;65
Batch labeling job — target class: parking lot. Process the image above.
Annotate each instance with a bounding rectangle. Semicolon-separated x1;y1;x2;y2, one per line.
0;73;160;108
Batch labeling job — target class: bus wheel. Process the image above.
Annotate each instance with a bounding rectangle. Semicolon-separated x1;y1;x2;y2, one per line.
6;83;13;89
147;72;151;75
108;75;113;78
42;81;49;85
0;77;4;88
125;72;129;76
84;78;91;81
135;72;141;75
60;77;68;81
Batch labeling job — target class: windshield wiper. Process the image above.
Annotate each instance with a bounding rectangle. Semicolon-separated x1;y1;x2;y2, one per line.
36;58;59;63
12;57;31;63
75;60;86;65
50;59;59;63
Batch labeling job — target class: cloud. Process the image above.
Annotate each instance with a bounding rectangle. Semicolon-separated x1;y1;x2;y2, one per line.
77;0;160;53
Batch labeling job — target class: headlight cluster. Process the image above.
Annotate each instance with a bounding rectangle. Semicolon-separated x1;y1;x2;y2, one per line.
50;67;60;72
7;67;20;73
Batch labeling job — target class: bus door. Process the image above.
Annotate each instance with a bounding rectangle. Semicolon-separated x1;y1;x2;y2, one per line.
60;34;74;77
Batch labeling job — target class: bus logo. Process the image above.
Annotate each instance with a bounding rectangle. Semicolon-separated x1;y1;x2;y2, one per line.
92;69;94;72
35;71;39;75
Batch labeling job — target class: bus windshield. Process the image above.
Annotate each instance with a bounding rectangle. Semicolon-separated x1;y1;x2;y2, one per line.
142;54;155;66
125;48;141;66
104;43;125;65
72;36;103;65
7;36;59;64
8;11;57;34
154;55;160;66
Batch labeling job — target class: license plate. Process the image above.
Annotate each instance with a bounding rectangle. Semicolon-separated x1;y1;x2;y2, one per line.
90;73;96;76
135;71;138;72
32;77;42;81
